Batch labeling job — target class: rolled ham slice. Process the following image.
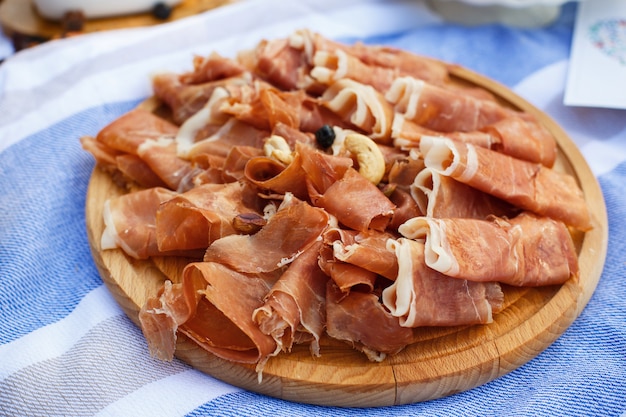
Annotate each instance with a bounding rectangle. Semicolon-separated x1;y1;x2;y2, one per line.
382;238;503;327
321;78;394;143
399;212;579;287
420;136;592;231
386;77;515;133
411;167;515;219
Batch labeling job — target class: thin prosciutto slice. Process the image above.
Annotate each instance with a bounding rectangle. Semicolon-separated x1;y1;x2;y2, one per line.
328;229;398;280
386;77;515;133
101;187;182;259
203;194;330;273
399;212;579;287
155;181;262;252
484;116;557;168
97;108;179;155
325;282;415;362
252;240;328;356
411;167;515;219
320;78;394;143
139;261;279;371
382;238;504;327
313;168;396;232
420;136;592;231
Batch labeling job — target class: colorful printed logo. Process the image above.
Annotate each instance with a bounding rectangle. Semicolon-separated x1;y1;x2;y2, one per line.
588;19;626;65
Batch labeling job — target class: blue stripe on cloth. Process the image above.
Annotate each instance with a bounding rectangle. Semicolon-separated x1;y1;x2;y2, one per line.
0;99;142;345
350;2;577;88
183;160;626;416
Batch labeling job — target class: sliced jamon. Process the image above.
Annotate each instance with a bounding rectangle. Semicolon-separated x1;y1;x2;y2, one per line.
328;229;398;280
382;238;503;327
252;240;329;356
386;77;516;133
204;194;330;273
100;187;188;259
155;181;262;252
483;116;557;168
96;108;179;155
180;52;247;85
318;245;378;295
326;281;415;362
411;167;516;219
137;138;198;192
399;212;579;286
320;79;394;143
153;72;251;124
420;136;592;230
139;261;280;371
314;168;395;232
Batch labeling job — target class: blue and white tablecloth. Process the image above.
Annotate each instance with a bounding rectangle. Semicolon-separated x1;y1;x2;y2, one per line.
1;1;625;416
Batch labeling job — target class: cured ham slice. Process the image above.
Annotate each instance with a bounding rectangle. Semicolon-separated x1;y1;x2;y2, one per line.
347;42;450;86
326;282;415;362
388;187;423;231
392;114;496;149
411;167;515;219
386;77;516;133
319;249;378;295
137;138;198;192
155;182;262;252
329;229;398;280
392;114;556;167
153;73;251;124
97;108;179;155
244;153;310;201
399;212;579;286
180;52;247;85
204;194;330;273
184;118;269;161
314;168;396;232
243;37;307;91
115;154;168;189
139;261;279;370
420;136;592;231
298;142;354;195
483;116;557;168
311;49;398;93
252;241;328;356
100;187;186;259
320;79;394;142
382;238;503;327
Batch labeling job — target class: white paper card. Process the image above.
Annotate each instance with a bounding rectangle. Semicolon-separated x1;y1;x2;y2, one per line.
564;0;626;109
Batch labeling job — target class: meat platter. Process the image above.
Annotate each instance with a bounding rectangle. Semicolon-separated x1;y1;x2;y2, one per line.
84;35;608;407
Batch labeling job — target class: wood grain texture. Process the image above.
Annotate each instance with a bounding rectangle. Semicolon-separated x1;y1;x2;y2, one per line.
85;65;608;407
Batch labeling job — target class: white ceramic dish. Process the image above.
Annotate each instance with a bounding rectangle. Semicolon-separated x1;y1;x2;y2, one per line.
427;0;573;27
33;0;182;20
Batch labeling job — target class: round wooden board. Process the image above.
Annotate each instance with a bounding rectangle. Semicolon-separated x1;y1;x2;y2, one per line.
85;65;608;407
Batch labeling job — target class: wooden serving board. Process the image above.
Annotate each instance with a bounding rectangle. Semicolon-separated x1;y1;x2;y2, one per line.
85;65;608;407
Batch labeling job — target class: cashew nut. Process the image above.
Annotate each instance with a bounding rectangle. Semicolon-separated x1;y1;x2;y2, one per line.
344;133;386;185
263;135;294;165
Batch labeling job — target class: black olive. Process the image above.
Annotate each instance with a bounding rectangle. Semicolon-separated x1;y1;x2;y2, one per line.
315;125;336;148
153;2;172;20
